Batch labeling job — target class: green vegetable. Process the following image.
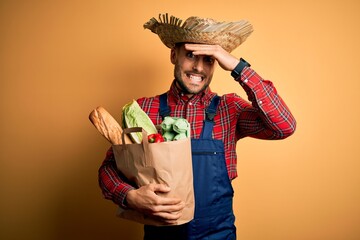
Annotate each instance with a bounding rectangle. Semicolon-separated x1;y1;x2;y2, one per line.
173;118;190;137
173;132;187;141
162;131;176;141
160;116;176;132
160;117;190;141
122;100;157;143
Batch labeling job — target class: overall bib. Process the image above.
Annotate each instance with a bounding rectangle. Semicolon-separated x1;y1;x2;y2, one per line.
144;94;236;240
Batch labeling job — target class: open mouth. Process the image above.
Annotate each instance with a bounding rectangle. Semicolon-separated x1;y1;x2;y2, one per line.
187;73;204;82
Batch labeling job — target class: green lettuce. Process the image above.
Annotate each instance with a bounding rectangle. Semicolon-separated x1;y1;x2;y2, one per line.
122;100;157;143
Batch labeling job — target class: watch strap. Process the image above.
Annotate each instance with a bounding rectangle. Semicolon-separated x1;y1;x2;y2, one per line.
231;58;251;79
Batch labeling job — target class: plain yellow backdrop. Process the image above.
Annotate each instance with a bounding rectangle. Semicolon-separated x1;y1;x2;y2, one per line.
1;0;359;239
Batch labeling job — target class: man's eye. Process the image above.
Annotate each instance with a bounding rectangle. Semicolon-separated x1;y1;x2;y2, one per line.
204;56;215;64
186;52;195;58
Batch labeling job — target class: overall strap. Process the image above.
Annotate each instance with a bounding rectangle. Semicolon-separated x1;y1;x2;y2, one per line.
159;93;171;119
200;95;221;139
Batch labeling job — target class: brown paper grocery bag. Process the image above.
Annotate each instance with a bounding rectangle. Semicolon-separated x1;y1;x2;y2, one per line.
112;127;194;226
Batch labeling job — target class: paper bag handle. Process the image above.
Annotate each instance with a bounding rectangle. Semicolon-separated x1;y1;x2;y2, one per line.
121;127;149;145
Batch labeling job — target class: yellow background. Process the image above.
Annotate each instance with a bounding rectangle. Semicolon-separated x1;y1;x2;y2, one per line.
1;0;359;239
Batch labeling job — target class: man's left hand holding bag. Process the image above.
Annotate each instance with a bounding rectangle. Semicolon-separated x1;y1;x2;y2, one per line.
126;183;186;224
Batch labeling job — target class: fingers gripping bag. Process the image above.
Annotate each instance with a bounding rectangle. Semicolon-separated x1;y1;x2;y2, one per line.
112;100;195;226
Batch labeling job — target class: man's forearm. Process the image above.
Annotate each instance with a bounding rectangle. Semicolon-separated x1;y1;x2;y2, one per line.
98;148;135;207
236;67;297;139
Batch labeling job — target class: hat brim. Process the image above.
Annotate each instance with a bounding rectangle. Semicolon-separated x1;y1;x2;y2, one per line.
144;14;253;52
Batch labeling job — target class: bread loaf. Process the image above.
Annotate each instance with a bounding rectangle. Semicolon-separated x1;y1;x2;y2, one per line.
89;106;132;145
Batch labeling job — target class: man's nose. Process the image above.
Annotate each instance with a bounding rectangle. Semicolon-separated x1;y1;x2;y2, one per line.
193;57;204;72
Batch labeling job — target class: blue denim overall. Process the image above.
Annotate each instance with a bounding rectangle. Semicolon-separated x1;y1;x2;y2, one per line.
144;93;236;240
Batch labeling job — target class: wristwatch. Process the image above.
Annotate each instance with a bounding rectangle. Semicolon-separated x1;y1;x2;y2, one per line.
231;58;251;79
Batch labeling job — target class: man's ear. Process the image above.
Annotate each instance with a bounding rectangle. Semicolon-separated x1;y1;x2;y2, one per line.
170;48;176;64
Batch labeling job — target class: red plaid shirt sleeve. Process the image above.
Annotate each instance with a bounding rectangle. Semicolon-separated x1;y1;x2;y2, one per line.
98;147;135;207
235;67;296;139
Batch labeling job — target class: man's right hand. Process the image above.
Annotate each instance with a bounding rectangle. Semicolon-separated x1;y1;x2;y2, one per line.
125;183;185;224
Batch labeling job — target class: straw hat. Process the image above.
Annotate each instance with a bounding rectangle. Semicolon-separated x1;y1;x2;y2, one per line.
143;13;254;52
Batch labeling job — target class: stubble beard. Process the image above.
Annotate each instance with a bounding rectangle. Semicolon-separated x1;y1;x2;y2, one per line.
173;64;211;95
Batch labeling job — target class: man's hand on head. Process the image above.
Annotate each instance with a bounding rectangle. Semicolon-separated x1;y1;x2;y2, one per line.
184;43;240;72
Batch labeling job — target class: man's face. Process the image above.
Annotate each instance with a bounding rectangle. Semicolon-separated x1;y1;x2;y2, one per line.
171;44;216;96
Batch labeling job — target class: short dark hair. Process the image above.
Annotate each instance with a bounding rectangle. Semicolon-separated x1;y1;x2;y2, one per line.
174;42;185;48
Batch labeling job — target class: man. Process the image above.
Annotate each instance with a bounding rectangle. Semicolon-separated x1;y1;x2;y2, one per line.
98;13;296;239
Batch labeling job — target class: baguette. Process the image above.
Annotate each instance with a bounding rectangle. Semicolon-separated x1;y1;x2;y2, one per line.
89;106;132;145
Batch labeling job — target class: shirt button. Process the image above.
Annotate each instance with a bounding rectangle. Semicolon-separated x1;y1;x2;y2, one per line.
189;102;192;105
243;79;248;83
258;100;263;105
